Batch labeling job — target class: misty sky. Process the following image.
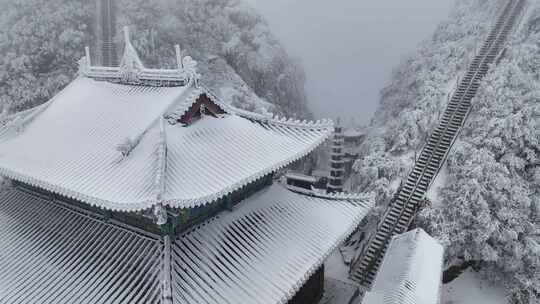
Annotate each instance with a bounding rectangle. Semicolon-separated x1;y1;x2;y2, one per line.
244;0;455;125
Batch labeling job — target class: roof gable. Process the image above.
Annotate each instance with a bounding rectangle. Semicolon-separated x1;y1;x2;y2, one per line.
170;93;227;126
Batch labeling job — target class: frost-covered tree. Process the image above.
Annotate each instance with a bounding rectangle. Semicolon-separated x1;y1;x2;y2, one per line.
0;0;310;117
349;0;540;300
0;0;93;112
421;11;540;300
351;0;498;200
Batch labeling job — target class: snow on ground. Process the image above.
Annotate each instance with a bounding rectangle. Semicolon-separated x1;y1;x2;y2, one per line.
325;249;353;283
442;269;508;304
322;249;359;304
340;223;371;266
320;278;358;304
426;162;447;208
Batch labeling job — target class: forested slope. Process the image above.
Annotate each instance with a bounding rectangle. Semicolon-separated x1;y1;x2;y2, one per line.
0;0;310;116
352;0;499;202
352;0;540;301
421;2;540;302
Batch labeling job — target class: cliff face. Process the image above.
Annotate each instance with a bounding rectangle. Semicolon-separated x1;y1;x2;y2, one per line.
352;0;540;301
0;0;310;117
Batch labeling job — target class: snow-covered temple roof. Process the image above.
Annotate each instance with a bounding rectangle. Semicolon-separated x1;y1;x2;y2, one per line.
343;128;365;138
285;171;319;183
362;229;444;304
0;184;373;303
0;29;333;212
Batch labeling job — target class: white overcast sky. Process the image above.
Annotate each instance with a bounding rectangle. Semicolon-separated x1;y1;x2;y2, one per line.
244;0;455;124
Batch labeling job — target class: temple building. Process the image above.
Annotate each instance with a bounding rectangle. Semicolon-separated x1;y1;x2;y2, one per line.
0;27;374;303
361;229;444;304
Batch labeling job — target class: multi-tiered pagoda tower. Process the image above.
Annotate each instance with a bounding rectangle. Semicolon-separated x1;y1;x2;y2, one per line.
328;118;345;193
0;26;373;303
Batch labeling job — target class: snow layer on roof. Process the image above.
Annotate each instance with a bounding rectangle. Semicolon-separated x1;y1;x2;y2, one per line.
0;77;333;211
0;184;373;304
172;184;373;303
0;190;164;304
163;115;330;208
343;128;365;138
285;171;319;183
0;77;186;211
442;268;508;304
362;229;444;304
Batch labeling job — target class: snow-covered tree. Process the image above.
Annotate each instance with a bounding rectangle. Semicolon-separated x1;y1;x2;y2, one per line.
351;0;498;200
421;13;540;300
349;0;540;300
0;0;311;117
0;0;93;112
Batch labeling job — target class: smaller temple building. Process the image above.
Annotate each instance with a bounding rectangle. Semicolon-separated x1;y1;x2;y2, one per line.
284;171;328;191
0;27;374;304
361;228;444;304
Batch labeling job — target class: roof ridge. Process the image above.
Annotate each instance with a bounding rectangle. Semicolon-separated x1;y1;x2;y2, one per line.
268;115;334;130
167;85;335;130
115;110;168;160
0;102;51;137
80;27;199;87
0;79;81;139
0;104;44;127
155;118;168;201
201;86;335;130
152;118;168;225
284;184;374;204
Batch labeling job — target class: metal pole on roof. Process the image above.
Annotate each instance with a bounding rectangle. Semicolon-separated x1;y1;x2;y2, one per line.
162;235;173;304
97;0;118;67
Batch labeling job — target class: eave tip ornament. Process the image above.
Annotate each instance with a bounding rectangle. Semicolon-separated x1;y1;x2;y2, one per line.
79;26;200;87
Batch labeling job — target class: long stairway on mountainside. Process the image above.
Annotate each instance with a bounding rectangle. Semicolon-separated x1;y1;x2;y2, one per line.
349;0;526;287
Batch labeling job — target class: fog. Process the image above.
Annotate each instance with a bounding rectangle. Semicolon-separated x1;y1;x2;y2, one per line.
244;0;455;125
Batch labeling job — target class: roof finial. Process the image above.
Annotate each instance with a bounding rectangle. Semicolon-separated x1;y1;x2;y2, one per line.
79;25;198;86
154;204;168;225
182;56;201;87
85;46;91;67
123;26;131;44
175;44;183;69
118;26;145;83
